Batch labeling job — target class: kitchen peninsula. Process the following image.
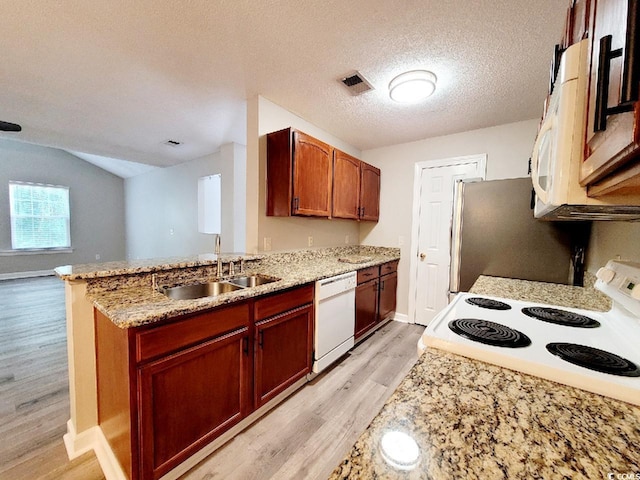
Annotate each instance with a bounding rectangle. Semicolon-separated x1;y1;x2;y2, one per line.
55;245;399;480
330;276;640;479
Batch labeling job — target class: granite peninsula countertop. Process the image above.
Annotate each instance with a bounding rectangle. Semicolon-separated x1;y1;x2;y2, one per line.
55;246;399;328
330;275;640;480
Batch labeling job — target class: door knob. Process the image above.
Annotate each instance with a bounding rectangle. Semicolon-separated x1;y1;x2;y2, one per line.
419;253;426;260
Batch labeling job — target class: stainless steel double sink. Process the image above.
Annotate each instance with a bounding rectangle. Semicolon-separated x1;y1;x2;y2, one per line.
160;275;279;300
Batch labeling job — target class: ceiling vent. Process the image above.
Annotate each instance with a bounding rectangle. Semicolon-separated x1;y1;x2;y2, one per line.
163;139;183;147
339;71;374;96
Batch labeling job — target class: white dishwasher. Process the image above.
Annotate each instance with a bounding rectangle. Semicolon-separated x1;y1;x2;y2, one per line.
313;271;357;373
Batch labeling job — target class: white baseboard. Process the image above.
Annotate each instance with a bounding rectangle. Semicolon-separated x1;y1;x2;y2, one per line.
0;269;54;281
63;420;127;480
393;312;411;323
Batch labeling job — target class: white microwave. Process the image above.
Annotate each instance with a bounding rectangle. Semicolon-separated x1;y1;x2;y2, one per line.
531;39;640;220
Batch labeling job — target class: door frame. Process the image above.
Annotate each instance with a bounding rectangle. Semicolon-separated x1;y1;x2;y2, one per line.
407;154;487;324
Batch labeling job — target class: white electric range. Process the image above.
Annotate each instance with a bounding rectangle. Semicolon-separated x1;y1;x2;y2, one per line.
418;259;640;406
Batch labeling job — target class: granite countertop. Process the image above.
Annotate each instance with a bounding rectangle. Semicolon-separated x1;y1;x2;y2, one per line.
330;349;640;479
470;274;611;311
330;275;640;479
59;246;399;328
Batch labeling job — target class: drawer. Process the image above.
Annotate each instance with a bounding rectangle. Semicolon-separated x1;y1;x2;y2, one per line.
136;302;250;363
357;266;379;284
254;284;314;321
380;260;399;276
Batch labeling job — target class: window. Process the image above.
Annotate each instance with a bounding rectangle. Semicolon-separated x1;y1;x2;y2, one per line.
9;181;71;250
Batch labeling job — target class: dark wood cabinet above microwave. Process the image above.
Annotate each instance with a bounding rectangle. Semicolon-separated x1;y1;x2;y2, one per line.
266;128;380;222
579;0;640;196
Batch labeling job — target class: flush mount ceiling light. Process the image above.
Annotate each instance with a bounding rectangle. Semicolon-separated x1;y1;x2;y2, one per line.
388;70;437;103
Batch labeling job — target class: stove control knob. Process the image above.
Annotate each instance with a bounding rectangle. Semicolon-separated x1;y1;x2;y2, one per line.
596;267;616;284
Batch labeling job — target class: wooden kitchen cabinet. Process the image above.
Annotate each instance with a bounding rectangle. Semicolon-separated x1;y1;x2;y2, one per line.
267;128;381;222
253;284;314;408
332;149;361;219
96;302;251;480
95;283;315;480
332;149;381;222
359;162;380;221
138;328;251;479
580;0;640;195
378;260;399;322
355;261;398;341
563;0;591;48
266;128;333;217
355;275;379;340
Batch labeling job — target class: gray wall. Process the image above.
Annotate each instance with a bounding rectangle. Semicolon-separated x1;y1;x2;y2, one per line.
125;143;246;259
0;138;125;275
586;221;640;271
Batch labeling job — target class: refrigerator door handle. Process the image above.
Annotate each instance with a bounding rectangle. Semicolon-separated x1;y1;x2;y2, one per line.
449;180;465;295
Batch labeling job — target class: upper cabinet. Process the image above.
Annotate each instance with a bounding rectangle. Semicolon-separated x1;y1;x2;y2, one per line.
266;128;333;217
563;0;591;48
359;163;380;222
332;149;380;222
266;128;380;222
580;0;640;196
332;150;360;220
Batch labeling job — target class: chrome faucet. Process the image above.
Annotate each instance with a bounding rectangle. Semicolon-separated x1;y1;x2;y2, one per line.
215;234;222;278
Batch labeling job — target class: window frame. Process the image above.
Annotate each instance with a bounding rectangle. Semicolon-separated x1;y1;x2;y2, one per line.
8;181;72;251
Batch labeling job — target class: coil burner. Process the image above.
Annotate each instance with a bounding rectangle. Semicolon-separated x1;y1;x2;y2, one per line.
448;318;531;348
546;342;640;377
465;297;512;310
521;307;600;328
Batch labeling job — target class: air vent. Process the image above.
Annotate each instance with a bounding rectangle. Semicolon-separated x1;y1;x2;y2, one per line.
339;71;374;96
163;139;183;147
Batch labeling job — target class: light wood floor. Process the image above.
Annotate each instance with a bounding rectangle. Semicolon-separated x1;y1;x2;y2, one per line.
0;276;423;480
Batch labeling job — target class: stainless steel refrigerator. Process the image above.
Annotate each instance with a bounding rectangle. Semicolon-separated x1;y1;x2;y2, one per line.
449;177;590;294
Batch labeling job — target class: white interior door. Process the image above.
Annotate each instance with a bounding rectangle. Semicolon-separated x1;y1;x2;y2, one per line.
414;159;484;326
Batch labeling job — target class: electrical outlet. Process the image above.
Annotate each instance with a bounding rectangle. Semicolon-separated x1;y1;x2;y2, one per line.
263;237;272;251
308;236;313;247
95;254;101;260
345;234;350;244
169;228;175;236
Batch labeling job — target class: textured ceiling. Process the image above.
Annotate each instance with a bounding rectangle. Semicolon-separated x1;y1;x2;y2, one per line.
0;0;568;173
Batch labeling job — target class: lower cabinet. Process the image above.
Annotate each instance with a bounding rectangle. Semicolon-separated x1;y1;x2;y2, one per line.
254;285;314;408
95;283;313;480
355;261;399;341
138;328;251;479
379;271;398;321
355;275;379;340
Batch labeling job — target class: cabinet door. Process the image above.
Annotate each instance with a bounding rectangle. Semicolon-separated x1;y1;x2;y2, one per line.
378;272;398;322
355;279;379;340
332;150;361;219
359;163;380;221
292;131;333;216
255;305;313;408
581;0;640;193
563;0;591;47
138;328;251;479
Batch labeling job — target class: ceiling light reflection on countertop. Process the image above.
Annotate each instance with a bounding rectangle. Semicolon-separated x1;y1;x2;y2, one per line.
379;430;420;471
389;70;437;103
